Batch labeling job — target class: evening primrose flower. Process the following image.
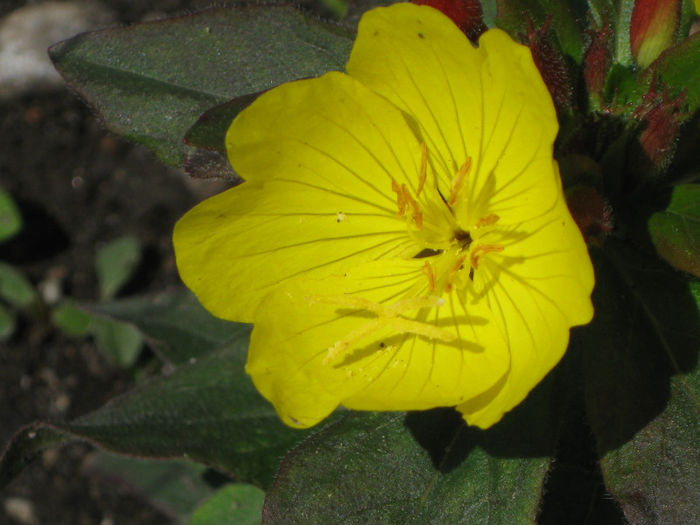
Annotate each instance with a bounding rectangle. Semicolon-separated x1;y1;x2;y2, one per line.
173;3;594;429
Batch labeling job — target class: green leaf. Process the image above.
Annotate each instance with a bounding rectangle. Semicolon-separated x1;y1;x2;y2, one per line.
0;303;15;341
66;339;326;488
585;0;616;28
51;301;93;336
182;94;258;180
90;316;144;367
0;425;72;489
0;333;333;489
87;289;250;366
0;188;22;242
582;240;700;524
85;452;214;521
184;95;259;154
52;300;144;367
495;0;585;62
0;263;37;308
647;32;700;113
96;235;142;300
613;0;634;66
188;484;264;525
648;184;700;277
49;5;354;167
264;358;575;524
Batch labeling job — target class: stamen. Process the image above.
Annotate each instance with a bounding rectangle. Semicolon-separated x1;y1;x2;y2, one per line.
392;179;407;216
445;255;466;293
417;142;427;197
391;179;423;230
470;244;504;269
475;213;500;229
449;157;472;206
306;294;384;315
422;261;437;291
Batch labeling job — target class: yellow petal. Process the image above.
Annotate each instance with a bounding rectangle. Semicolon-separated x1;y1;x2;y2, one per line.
464;29;560;227
457;191;594;428
246;259;509;428
346;3;483;192
174;71;427;322
346;4;559;225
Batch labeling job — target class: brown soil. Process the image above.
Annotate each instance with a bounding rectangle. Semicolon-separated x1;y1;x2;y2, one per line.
1;1;228;523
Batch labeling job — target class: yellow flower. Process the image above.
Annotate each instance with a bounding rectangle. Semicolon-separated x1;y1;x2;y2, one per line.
173;3;594;429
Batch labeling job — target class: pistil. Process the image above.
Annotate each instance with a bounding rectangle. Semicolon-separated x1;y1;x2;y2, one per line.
305;294;455;364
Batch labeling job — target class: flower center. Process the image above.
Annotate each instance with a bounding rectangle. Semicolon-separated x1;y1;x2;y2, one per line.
313;145;505;365
390;144;504;295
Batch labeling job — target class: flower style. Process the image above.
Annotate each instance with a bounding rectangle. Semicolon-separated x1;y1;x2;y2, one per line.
173;3;594;429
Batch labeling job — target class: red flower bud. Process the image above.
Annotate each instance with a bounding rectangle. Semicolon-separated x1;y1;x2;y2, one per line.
630;0;680;68
633;80;687;168
566;186;614;243
583;17;614;107
524;15;572;110
412;0;486;42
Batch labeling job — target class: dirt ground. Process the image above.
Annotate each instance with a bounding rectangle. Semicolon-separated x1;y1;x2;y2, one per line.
1;1;232;523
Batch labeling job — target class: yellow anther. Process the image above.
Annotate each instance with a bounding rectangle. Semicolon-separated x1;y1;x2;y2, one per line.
475;213;500;229
470;244;504;269
448;157;472;206
417;142;427;197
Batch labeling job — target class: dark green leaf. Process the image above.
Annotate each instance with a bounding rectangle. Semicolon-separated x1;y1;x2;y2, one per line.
85;452;214;521
495;0;585;62
1;335;329;488
49;5;354;167
182;94;259;180
189;484;265;525
264;358;575;524
65;339;324;488
0;425;71;489
582;240;700;524
648;184;700;277
87;289;249;366
184;94;259;154
0;188;22;242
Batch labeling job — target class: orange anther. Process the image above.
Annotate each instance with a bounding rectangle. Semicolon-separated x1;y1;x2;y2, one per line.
417;142;427;197
449;157;472;206
392;178;407;216
391;179;423;230
422;260;437;291
470;244;503;269
475;213;500;229
444;255;466;293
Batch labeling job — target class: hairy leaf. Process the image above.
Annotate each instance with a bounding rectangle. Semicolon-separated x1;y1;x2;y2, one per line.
264;357;576;525
649;184;700;277
583;241;700;524
49;5;353;167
